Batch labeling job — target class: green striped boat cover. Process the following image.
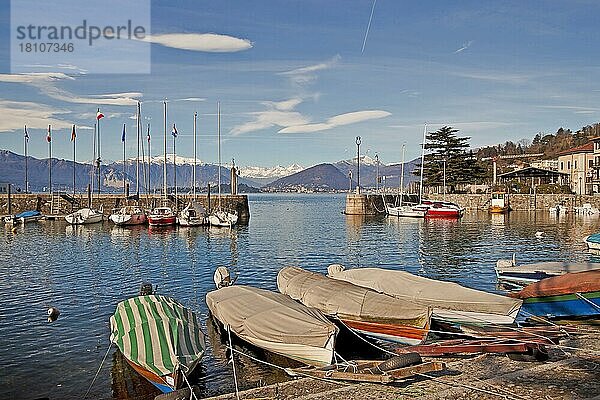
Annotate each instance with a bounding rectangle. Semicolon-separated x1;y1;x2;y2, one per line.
110;295;205;377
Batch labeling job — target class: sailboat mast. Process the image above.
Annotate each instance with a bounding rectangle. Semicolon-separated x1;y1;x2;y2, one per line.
147;123;151;196
193;111;197;200
24;126;28;193
399;143;405;206
163;100;167;198
91;123;96;207
217;101;222;208
136;101;141;197
419;123;427;203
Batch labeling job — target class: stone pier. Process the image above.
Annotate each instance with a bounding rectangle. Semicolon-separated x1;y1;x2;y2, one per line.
0;193;250;223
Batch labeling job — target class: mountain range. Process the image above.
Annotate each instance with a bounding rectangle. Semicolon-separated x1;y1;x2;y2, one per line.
0;150;420;193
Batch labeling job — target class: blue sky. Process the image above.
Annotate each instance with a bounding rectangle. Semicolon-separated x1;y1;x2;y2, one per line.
1;0;600;167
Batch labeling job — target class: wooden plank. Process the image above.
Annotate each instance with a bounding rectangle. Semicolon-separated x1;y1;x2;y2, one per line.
388;362;446;380
293;369;393;384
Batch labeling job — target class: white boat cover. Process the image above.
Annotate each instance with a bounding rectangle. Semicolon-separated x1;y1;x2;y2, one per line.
206;285;337;365
329;267;522;317
496;260;600;275
277;267;431;328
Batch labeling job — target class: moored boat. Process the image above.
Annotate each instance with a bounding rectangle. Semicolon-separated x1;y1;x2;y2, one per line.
110;293;206;393
65;207;104;225
386;204;428;218
208;209;238;227
584;233;600;252
495;258;600;286
489;192;510;214
148;206;176;226
277;266;431;345
420;200;464;218
4;210;43;225
327;265;522;327
511;270;600;320
206;284;338;366
109;205;147;226
178;201;207;226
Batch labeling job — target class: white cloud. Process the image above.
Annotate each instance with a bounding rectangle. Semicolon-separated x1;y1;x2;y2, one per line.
143;33;252;52
279;55;341;86
0;100;72;132
279;110;391;134
0;72;73;84
230;97;310;135
454;40;474;53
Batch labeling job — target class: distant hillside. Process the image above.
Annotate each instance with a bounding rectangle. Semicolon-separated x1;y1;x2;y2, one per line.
334;157;420;188
264;163;353;191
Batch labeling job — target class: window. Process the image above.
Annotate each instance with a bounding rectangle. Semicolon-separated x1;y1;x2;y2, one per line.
575;160;578;169
567;161;571;170
590;160;594;168
560;161;564;170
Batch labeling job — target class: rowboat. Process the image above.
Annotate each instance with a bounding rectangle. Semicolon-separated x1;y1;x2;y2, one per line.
109;205;147;226
495;258;600;286
110;294;206;393
327;265;522;327
65;207;104;225
512;270;600;320
277;267;431;345
4;210;43;225
206;285;338;366
148;207;176;226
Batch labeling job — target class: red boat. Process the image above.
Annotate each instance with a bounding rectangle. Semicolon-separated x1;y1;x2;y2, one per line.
420;200;464;218
147;207;176;226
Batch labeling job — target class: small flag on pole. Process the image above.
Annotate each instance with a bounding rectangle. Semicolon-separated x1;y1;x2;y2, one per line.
171;124;178;137
71;125;76;141
46;125;51;142
147;124;151;142
96;109;105;120
24;125;29;142
121;124;126;142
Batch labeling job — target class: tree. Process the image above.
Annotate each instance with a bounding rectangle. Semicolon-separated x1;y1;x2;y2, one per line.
416;126;485;192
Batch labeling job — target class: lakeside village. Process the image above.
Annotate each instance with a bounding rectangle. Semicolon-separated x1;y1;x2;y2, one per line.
2;110;600;399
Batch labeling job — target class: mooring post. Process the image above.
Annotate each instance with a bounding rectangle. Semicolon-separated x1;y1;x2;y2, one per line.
7;183;12;216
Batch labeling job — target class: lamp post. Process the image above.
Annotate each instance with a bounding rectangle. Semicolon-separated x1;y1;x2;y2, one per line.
355;136;361;194
348;171;353;193
375;153;379;193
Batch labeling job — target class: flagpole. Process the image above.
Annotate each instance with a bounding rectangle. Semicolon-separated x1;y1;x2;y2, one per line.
97;108;102;198
136;101;141;197
24;126;28;193
217;102;221;209
173;124;177;205
73;126;76;196
123;123;126;195
48;125;52;193
193;112;197;200
91;123;96;207
163;100;167;199
147;123;151;196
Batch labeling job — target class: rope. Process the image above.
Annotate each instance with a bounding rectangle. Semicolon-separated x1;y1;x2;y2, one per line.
227;325;241;400
180;367;199;400
83;341;113;399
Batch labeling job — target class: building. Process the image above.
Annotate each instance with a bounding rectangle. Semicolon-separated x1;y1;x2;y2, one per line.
498;166;567;188
591;137;600;194
530;159;558;171
557;142;594;195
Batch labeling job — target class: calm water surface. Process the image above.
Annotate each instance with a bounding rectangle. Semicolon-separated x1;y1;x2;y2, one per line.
1;193;598;399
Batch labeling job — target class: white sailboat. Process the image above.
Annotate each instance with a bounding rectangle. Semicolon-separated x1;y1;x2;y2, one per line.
208;102;238;228
385;143;427;218
178;111;207;226
110;101;147;226
65;120;104;225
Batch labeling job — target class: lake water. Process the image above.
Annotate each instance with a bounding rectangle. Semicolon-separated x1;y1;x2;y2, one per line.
1;193;598;400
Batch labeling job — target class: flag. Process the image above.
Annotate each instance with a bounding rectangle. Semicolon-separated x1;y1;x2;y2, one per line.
96;109;104;120
71;125;76;141
46;125;51;142
121;124;126;142
24;125;29;142
171;124;178;137
147;124;150;142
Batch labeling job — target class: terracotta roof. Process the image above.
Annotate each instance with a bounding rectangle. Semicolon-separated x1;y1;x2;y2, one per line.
557;142;593;156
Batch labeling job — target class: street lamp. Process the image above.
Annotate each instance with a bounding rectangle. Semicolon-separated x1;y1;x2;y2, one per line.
355;136;361;194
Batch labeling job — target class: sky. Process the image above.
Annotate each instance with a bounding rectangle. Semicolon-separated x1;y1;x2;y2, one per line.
1;0;600;167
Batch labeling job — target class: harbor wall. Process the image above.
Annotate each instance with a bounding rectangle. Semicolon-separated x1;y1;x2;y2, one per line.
344;192;600;214
0;193;250;223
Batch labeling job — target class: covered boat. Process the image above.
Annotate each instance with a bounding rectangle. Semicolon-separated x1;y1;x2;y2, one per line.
110;295;206;393
512;270;600;319
277;267;431;345
327;265;522;326
206;285;338;366
4;210;43;225
495;258;600;286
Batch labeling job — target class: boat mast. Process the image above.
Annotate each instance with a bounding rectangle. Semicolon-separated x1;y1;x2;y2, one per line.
163;100;167;199
193;111;197;200
217;101;222;208
136;101;141;197
97;109;101;198
90;123;96;207
24;125;28;193
399;143;405;206
419;123;427;203
147;123;151;196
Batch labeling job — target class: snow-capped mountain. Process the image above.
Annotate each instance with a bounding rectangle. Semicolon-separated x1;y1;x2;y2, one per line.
238;164;304;185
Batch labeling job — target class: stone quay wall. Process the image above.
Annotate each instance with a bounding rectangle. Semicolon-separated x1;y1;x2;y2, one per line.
0;193;250;223
345;192;600;215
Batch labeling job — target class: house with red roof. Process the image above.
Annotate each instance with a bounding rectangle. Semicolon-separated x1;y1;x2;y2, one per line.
558;142;594;194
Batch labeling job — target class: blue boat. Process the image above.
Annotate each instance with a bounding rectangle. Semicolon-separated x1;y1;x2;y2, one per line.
514;270;600;320
3;210;42;225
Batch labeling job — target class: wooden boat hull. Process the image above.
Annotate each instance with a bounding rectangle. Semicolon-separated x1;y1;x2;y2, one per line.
519;291;600;319
341;318;429;346
124;356;176;393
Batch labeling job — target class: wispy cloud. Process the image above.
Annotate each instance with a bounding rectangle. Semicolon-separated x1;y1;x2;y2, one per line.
230;98;309;135
143;33;252;52
538;105;600;113
453;40;473;53
279;55;341;85
0;100;71;132
450;70;531;84
279;110;391;134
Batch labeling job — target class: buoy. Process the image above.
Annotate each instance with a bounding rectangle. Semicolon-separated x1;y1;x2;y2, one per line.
535;231;544;238
47;307;60;322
